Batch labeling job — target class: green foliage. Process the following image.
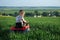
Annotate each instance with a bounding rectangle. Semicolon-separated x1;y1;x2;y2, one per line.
0;16;60;40
0;8;60;17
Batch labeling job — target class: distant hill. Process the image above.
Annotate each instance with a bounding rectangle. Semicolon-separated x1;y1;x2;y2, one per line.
0;6;60;10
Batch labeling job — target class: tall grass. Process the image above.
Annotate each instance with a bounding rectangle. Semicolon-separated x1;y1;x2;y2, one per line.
0;16;60;40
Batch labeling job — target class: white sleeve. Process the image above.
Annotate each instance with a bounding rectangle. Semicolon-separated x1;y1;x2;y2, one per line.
22;17;26;22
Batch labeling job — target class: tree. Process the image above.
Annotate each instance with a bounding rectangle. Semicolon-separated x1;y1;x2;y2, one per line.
2;13;6;16
14;12;18;17
25;12;34;17
53;11;60;17
34;10;39;16
42;12;49;16
8;14;13;16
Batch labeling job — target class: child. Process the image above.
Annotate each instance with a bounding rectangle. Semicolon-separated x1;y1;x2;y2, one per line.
16;10;28;28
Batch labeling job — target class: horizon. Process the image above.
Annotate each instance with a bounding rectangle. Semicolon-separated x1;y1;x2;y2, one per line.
0;0;60;7
0;6;60;7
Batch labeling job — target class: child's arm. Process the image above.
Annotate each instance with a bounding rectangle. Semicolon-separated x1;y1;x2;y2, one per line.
22;17;26;23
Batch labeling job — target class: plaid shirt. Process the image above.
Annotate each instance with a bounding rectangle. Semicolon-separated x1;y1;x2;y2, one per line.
16;15;24;23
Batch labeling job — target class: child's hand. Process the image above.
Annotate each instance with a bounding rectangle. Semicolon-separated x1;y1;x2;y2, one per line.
26;21;29;23
27;21;29;22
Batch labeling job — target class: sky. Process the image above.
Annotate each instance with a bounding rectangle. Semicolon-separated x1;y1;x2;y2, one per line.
0;0;60;7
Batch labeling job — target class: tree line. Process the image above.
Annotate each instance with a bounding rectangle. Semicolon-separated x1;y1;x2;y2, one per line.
0;10;60;17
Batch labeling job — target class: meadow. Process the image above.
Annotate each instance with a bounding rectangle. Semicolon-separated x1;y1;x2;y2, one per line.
0;16;60;40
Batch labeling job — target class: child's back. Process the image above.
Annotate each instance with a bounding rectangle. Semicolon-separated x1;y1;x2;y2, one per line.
16;15;23;23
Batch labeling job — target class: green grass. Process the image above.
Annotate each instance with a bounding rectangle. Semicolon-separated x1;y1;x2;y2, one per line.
0;16;60;40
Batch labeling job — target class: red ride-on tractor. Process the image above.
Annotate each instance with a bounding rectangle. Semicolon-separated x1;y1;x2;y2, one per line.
10;22;30;32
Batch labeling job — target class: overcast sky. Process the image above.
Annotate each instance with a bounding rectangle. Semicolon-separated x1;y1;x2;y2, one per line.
0;0;60;6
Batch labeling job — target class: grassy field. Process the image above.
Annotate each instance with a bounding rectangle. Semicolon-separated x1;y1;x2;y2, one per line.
0;16;60;40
